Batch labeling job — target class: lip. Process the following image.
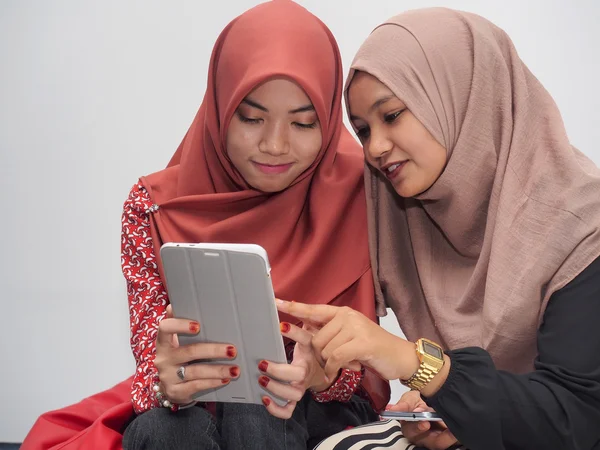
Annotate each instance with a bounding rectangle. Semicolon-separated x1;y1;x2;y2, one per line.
252;161;294;175
380;160;408;180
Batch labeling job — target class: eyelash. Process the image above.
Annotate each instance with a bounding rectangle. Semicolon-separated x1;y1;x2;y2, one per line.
237;112;317;130
237;112;262;124
385;109;405;123
356;127;370;141
294;122;317;130
355;109;406;141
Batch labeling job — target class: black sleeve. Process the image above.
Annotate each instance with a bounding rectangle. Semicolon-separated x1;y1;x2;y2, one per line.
424;256;600;450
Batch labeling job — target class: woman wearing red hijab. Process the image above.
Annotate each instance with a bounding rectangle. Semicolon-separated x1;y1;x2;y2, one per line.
22;2;388;449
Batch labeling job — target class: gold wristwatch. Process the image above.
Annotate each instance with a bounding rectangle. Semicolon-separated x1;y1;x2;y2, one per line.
401;338;445;391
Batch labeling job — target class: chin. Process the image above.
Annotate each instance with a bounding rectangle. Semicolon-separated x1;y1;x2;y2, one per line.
394;189;411;198
392;182;418;199
250;180;290;193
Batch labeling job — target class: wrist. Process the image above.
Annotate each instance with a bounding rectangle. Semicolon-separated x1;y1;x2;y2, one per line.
394;338;421;380
311;369;339;392
311;367;364;403
420;354;451;397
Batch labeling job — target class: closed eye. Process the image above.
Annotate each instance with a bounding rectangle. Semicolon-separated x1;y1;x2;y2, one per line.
237;112;262;124
293;121;318;130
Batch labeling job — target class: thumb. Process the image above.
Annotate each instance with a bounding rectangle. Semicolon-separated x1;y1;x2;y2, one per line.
390;390;422;412
389;400;411;412
303;323;317;333
346;361;362;372
164;305;180;347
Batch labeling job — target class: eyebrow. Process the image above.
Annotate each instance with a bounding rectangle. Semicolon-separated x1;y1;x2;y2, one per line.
242;98;315;114
349;94;396;122
370;94;395;112
242;98;268;112
289;104;315;114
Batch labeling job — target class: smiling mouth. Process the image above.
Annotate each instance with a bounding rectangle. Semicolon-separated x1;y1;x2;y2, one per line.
252;161;294;175
382;161;407;179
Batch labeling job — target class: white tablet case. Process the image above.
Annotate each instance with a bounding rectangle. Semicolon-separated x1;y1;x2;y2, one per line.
160;243;288;406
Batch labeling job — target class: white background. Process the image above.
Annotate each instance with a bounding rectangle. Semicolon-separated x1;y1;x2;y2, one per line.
1;0;599;442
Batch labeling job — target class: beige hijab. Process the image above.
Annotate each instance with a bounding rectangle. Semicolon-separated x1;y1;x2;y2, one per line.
346;8;600;373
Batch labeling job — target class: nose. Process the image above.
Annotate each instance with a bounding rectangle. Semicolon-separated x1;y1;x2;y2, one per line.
259;121;289;156
365;128;393;161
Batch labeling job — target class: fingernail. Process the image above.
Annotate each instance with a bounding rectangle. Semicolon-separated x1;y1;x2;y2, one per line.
258;360;268;372
226;346;237;358
262;397;271;407
221;379;230;384
275;299;285;305
418;422;428;431
280;322;291;333
258;376;270;388
189;321;200;333
229;366;240;378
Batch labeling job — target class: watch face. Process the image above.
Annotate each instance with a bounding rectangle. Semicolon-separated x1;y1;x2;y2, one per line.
423;341;443;359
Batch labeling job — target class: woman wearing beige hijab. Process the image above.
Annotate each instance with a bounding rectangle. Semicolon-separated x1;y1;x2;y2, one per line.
278;7;600;450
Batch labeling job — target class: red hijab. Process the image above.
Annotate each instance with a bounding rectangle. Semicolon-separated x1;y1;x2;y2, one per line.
141;0;376;324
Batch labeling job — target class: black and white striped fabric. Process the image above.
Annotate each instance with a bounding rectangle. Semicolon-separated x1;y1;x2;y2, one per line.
314;419;467;450
314;419;414;450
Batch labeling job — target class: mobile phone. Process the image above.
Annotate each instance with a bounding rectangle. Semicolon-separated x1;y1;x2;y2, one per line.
379;411;443;421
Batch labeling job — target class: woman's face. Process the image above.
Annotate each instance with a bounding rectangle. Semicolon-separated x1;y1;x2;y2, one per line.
226;78;323;193
347;71;447;198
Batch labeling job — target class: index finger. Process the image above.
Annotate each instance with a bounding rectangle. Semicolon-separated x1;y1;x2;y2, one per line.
275;300;338;326
157;317;200;346
279;322;312;347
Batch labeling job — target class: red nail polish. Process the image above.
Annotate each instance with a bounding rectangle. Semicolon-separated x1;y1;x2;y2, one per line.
280;322;291;333
226;346;237;358
221;378;230;384
189;321;200;333
230;366;239;378
258;376;270;388
258;360;268;372
262;397;271;407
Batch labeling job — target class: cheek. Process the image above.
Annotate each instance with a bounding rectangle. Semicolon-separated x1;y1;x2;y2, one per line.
418;141;447;182
431;148;447;177
363;145;377;167
226;125;258;159
294;132;322;165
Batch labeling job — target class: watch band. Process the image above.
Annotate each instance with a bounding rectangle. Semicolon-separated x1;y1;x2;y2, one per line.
403;364;439;391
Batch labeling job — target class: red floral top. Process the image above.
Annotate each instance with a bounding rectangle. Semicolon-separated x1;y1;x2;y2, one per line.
121;182;363;413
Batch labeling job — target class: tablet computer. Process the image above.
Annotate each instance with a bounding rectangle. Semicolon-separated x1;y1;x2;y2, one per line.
160;243;288;406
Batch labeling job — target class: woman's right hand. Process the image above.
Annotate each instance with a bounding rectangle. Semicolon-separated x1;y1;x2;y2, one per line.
153;304;240;405
391;390;458;450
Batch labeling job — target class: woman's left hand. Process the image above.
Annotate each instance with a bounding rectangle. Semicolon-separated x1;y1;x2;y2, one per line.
276;300;418;383
258;321;331;419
